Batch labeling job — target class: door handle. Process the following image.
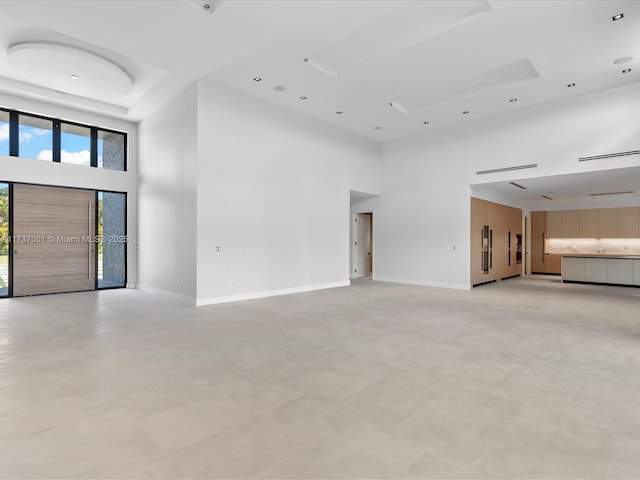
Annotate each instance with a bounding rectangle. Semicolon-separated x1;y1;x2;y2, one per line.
88;201;92;279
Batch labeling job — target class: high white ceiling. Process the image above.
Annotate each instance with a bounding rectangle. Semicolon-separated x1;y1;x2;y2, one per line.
0;0;639;204
0;0;638;142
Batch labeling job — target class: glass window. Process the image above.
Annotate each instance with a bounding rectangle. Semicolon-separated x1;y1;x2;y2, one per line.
61;123;91;166
0;183;9;297
0;111;9;157
98;191;126;289
97;130;125;171
18;114;53;161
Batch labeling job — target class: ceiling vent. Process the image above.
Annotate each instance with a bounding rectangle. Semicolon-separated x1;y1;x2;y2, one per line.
509;182;527;189
476;164;538;175
578;150;640;162
590;190;636;197
541;195;553;200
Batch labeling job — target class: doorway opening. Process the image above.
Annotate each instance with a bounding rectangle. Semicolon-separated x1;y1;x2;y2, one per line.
351;212;372;279
2;182;127;297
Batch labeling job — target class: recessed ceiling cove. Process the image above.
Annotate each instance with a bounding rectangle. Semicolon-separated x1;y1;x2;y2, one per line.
7;42;133;99
305;0;492;78
391;58;541;114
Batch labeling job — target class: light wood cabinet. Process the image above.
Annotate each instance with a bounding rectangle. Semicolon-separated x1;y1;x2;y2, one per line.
598;208;618;238
531;211;546;273
617;207;639;238
546;211;562;238
544;254;562;274
470;198;522;286
562;210;580;238
579;209;599;238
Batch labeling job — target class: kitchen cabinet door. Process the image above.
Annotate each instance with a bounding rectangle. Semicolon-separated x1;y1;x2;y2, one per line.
544;253;562;274
617;207;639;238
598;208;618;238
562;210;580;238
633;260;640;286
562;257;584;281
531;211;546;273
546;211;562;238
585;258;608;283
607;259;633;285
579;209;598;238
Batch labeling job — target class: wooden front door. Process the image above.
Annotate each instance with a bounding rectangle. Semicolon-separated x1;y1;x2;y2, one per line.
12;184;95;296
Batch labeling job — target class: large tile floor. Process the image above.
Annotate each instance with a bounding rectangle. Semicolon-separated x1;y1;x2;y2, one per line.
1;276;639;478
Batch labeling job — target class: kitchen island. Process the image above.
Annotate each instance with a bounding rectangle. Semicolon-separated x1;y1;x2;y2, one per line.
562;255;640;286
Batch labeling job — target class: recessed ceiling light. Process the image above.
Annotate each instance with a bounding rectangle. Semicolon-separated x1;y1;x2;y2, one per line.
622;68;632;73
303;58;309;63
373;126;383;130
612;13;624;21
463;111;469;115
299;96;307;100
509;98;517;102
273;85;286;92
203;2;211;10
70;74;79;80
336;111;343;115
614;56;634;64
253;77;261;82
422;121;429;125
567;83;576;87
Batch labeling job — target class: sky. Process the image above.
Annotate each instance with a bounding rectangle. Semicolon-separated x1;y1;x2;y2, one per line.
0;119;103;166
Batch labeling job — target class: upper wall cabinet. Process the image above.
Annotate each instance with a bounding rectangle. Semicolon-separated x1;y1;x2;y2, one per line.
618;207;639;238
579;209;599;238
561;210;580;238
598;208;618;238
542;207;640;240
546;211;562;238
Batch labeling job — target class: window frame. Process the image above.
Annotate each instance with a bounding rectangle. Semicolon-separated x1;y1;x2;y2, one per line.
0;107;127;171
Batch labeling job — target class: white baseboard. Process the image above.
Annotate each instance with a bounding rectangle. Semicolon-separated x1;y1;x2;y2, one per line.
373;276;471;291
196;280;351;306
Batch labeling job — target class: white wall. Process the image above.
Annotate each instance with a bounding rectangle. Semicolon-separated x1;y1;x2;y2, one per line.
375;82;640;289
0;92;138;287
138;84;197;300
195;80;381;304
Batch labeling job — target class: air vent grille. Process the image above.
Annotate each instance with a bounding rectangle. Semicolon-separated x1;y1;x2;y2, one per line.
509;182;527;189
590;190;635;197
578;150;640;162
541;195;553;200
476;164;538;175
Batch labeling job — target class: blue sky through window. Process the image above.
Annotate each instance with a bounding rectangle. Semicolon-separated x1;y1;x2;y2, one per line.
18;116;53;160
0;113;9;156
3;115;111;167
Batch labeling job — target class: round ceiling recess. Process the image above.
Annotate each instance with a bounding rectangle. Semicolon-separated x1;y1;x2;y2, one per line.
7;42;133;98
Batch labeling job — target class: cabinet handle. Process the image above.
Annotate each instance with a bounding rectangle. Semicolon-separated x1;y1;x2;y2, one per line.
542;232;545;263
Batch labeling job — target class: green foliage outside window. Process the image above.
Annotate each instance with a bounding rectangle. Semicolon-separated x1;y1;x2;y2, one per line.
0;187;8;256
